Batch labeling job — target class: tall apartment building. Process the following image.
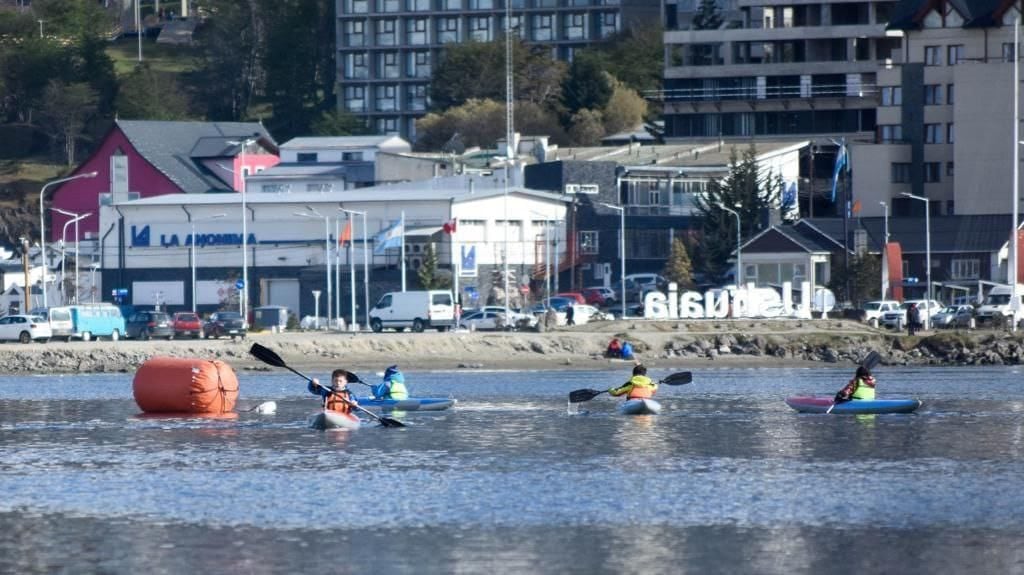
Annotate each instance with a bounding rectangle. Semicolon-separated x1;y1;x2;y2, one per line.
660;0;901;139
336;0;659;141
853;0;1022;217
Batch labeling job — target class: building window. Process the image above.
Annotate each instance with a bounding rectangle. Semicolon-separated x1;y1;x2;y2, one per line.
376;19;397;46
342;152;363;161
297;152;318;163
344;21;365;46
344;86;366;112
442;0;460;10
406;84;428;111
532;14;553;41
376;117;398;133
946;161;954;177
470;16;491;41
924;123;942;144
378;52;400;79
563;13;586;40
437;17;459;43
598;12;618;38
951;259;979;279
407;18;428;44
947;44;964;65
947;123;955;144
407;50;430;78
469;0;493;8
345;0;368;13
924;46;941;66
261;184;289;193
306;183;332;192
579;231;599;255
408;0;430;10
1004;42;1016;62
627;229;672;259
502;14;523;33
891;162;910;183
381;0;401;11
375;84;397;111
924;85;942;105
881;86;902;106
879;125;903;143
924;162;941;183
344;53;368;79
947;84;955;105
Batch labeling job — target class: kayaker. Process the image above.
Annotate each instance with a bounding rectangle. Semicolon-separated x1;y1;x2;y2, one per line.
372;365;409;400
309;369;355;414
609;364;657;400
834;366;876;402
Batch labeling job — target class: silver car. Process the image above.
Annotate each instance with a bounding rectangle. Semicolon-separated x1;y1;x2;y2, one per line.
930;305;974;328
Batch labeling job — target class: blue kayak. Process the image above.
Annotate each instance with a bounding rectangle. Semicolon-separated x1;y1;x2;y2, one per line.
354;397;456;411
618;398;661;415
785;396;922;414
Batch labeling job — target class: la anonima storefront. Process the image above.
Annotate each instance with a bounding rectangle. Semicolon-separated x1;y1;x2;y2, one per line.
95;175;569;323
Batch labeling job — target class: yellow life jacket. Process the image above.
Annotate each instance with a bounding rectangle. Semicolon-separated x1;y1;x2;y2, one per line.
851;376;876;400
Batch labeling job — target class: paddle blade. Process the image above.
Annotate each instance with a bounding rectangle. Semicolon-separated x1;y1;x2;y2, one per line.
569;388;604;403
250;343;287;368
660;371;692;385
861;351;882;370
378;416;406;428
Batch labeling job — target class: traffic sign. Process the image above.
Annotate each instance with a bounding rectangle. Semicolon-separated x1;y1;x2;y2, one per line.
235;279;245;289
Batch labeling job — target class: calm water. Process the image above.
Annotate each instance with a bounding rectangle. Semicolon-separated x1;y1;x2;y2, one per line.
2;364;1024;574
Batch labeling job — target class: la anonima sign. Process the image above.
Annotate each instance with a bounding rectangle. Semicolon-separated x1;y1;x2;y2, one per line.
643;282;815;320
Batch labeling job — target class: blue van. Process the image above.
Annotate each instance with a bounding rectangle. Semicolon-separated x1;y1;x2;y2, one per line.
67;304;127;341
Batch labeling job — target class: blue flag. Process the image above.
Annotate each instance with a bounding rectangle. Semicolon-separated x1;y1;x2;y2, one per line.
373;220;403;255
460;245;477;277
830;140;848;203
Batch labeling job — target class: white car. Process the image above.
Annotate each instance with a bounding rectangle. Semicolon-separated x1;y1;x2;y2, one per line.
459;308;536;331
0;314;52;343
475;306;538;328
881;300;944;328
861;300;901;323
565;304;612;325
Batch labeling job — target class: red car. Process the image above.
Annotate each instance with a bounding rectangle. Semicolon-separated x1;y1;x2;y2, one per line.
580;288;607;306
172;311;204;339
554;292;587;305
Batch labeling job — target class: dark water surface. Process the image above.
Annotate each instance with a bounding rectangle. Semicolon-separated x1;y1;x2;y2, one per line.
2;365;1024;574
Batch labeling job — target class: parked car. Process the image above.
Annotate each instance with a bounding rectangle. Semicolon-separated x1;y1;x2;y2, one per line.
0;314;52;343
931;305;974;329
126;310;174;340
624;273;668;292
473;306;537;328
172;311;204;339
204;311;247;339
583;286;616;306
570;304;612;325
554;292;587;305
528;296;575;314
881;300;944;328
610;279;644;303
458;310;505;331
861;300;902;323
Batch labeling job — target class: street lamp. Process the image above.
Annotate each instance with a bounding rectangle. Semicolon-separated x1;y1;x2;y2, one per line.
719;204;742;288
39;171;98;308
90;262;100;303
600;203;627;320
901;192;932;329
340;208;369;331
189;213;226;312
880;201;889;299
51;208;91;304
295;209;333;329
227;135;260;323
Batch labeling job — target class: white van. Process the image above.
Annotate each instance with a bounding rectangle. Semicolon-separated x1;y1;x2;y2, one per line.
369;290;455;332
46;306;75;342
975;284;1024;325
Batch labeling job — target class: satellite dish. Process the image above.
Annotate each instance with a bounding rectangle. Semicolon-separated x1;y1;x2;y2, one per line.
813;288;836;312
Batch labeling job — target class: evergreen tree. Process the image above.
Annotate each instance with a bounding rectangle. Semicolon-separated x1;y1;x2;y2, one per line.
662;237;695;290
117;63;191;120
693;144;781;283
827;253;881;306
417;243;451;290
562;52;613;114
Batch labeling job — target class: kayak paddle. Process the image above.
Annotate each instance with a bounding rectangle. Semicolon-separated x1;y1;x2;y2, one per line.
826;351;883;414
569;371;692;403
249;343;405;428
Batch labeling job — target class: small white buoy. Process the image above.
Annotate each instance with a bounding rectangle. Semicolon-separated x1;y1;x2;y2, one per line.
254;401;277;414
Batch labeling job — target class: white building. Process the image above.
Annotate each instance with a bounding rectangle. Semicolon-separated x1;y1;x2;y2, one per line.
96;173;569;321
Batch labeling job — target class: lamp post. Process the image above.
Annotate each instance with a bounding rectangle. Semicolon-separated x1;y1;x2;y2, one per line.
39;171;98;309
228;135;260;324
901;192;931;329
90;262;100;303
189;213;226;312
600;203;627;319
340;208;369;331
720;204;742;288
295;209;333;329
880;201;889;300
52;208;91;305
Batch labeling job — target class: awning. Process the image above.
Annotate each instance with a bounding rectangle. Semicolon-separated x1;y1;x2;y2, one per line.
405;225;443;237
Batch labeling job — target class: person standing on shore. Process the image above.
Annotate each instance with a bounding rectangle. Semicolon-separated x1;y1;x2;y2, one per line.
309;369;355;414
566;304;576;326
907;303;919;336
609;364;657;400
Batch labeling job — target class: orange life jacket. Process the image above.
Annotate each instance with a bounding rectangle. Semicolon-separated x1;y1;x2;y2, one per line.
625;375;657;399
325;389;353;414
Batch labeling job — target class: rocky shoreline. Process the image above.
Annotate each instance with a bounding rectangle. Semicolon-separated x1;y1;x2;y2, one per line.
1;319;1022;375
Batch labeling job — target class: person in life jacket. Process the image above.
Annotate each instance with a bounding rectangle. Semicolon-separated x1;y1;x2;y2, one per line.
834;366;876;402
309;369;355;414
609;364;657;399
372;365;409;400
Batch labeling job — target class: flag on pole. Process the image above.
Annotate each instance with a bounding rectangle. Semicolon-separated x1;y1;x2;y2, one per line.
830;140;848;203
460;245;477;277
339;219;352;248
443;218;457;235
373;220;403;255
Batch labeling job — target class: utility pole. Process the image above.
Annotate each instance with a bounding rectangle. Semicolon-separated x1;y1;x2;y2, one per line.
21;238;30;313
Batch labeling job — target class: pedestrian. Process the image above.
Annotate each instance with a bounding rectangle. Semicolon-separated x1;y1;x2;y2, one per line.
566;303;575;326
907;303;919;336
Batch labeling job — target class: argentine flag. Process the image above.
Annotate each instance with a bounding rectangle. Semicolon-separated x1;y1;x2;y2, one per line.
373;220;403;255
830;140;848;203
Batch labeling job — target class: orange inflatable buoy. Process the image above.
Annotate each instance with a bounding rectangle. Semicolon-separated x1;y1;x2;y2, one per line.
132;357;239;414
